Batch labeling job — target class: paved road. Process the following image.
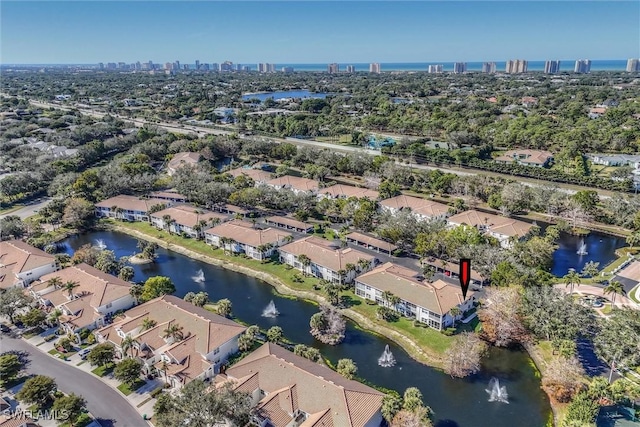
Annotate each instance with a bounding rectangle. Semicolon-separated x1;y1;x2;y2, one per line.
0;335;148;427
0;198;52;220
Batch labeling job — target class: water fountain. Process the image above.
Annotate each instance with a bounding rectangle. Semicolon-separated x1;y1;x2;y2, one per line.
94;239;107;250
486;377;509;403
378;345;396;367
191;269;205;284
261;300;279;318
577;240;588;256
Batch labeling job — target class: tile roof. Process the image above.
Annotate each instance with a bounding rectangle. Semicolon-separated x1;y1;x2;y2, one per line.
318;184;379;200
150;205;227;228
0;415;38;427
95;195;167;212
204;220;291;248
168;152;201;171
379;195;450;218
266;176;320;192
447;210;533;238
0;240;56;289
355;262;472;315
279;236;376;272
226;167;273;183
345;232;398;252
265;216;313;231
226;343;383;427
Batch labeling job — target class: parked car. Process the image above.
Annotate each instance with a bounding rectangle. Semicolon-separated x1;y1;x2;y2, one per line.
0;324;11;333
78;348;91;360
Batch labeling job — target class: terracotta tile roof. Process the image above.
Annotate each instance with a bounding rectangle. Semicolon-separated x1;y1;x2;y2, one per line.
265;216;313;231
0;415;38;427
254;385;299;427
379;195;450;218
266;176;320;192
0;240;56;289
355;262;472;315
95;195;167;212
168;152;200;171
318;184;379;200
447;210;533;238
345;232;398;252
59;293;103;329
150;205;227;228
204;220;291;248
227;343;383;427
226;167;273;183
279;236;376;273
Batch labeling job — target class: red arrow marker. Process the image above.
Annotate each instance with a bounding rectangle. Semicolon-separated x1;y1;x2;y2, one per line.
459;259;471;300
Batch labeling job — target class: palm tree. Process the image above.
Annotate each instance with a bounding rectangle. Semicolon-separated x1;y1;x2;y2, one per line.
450;306;462;321
115;207;125;220
129;284;143;304
563;270;581;294
626;231;640;248
382;291;395;308
162;215;173;231
48;276;63;289
121;335;139;358
216;299;232;318
603;281;626;306
64;280;79;298
140;318;156;331
162;323;184;342
297;254;311;276
48;309;63;327
357;258;371;271
208;217;221;228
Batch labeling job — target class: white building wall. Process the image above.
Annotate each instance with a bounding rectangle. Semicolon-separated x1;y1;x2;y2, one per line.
16;262;58;287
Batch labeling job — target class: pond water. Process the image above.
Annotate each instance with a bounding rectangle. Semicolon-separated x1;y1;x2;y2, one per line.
61;231;552;427
242;90;330;102
550;230;626;277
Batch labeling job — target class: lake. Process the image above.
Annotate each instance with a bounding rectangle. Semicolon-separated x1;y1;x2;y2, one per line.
551;230;626;277
242;90;331;102
62;231;552;426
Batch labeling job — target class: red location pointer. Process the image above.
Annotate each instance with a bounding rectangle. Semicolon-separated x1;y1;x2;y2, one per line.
459;259;471;301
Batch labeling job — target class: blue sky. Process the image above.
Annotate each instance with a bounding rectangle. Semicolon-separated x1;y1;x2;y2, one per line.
1;1;639;64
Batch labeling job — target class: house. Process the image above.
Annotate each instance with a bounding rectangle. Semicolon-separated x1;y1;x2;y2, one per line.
521;96;538;107
265;176;320;195
279;236;377;284
32;264;135;333
447;210;534;248
204;220;292;260
421;257;489;287
345;232;398;255
167;152;201;176
150;205;227;239
264;216;314;234
149;191;188;203
0;240;58;290
587;154;640;168
224;342;384;427
317;184;379;200
213;204;256;218
96;295;245;388
354;262;475;330
95;195;170;222
379;194;451;221
588;107;607;119
0;415;38;427
226;167;273;185
494;149;554;167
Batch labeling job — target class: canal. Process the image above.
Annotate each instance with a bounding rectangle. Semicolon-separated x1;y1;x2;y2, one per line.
62;231;552;427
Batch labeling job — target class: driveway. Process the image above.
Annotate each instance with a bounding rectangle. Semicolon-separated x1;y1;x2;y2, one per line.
0;335;149;427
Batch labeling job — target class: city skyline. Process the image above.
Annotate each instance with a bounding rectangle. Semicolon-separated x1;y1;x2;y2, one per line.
2;1;639;64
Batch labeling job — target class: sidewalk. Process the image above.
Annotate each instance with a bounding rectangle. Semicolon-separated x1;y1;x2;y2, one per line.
25;331;160;420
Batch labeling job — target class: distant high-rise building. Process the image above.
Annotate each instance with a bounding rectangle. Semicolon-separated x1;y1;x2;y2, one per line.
327;63;339;74
241;66;250;71
428;64;443;73
117;62;126;69
626;58;640;72
183;64;189;70
282;66;294;73
164;62;173;70
98;63;104;70
175;60;180;70
258;63;276;73
453;62;467;73
574;59;591;73
482;62;496;73
107;62;117;70
147;60;154;70
211;63;219;72
202;63;210;71
195;60;200;70
220;61;233;72
544;60;561;74
506;59;528;73
369;63;381;73
135;61;141;70
345;65;355;73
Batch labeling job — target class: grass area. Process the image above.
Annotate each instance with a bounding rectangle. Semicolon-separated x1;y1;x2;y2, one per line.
316;134;353;144
0;204;24;215
91;363;114;377
60;412;92;427
601;304;613;315
629;286;640;304
117;379;146;396
602;252;637;274
35;341;46;347
22;327;44;339
136;396;154;408
76;361;86;366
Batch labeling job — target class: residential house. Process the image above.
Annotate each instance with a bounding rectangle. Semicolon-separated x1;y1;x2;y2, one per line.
345;232;398;255
226;167;273;185
204;220;292;260
224;342;384;427
447;210;534;248
95;295;245;388
167;152;201;176
317;184;379;200
264;216;314;234
521;96;538;108
150;205;227;239
213;204;256;218
279;236;377;284
587;154;640;168
0;240;58;290
95;195;169;222
354;262;475;330
494;149;554;167
32;264;135;333
0;415;38;427
379;194;451;221
588;107;607;119
149;191;187;204
421;257;489;287
265;176;320;195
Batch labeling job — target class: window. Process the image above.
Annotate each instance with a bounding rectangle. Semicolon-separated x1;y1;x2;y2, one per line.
105;303;112;309
213;348;220;355
355;288;366;297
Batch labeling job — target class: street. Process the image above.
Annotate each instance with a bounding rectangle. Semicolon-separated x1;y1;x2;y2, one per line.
0;335;149;427
0;197;52;220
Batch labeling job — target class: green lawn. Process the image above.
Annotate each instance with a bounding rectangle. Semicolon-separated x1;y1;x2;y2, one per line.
60;412;92;427
117;380;146;396
91;363;114;377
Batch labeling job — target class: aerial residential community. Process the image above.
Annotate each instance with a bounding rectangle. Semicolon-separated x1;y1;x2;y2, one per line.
1;2;640;427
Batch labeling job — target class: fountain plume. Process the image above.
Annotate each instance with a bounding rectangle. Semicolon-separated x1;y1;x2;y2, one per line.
378;345;396;367
94;239;107;250
192;269;205;283
486;377;509;403
262;300;279;317
577;240;588;256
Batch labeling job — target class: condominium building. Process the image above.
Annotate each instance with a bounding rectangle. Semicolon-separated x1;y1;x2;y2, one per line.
453;62;467;73
428;64;443;73
482;62;496;73
281;66;294;73
544;60;561;74
195;60;200;70
327;63;339;74
258;63;276;73
211;63;219;72
506;59;528;73
346;65;355;73
574;59;591;74
369;62;381;73
626;58;640;72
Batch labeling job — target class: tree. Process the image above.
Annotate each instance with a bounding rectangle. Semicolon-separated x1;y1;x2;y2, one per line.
129;284;143;304
594;308;640;370
336;358;358;380
603;280;625;305
580;261;600;278
293;344;321;362
94;250;120;275
162;323;184;342
266;326;283;343
87;343;115;367
403;387;424;412
191;291;209;307
118;266;135;282
391;407;433;427
120;335;139;358
153;380;251;427
562;392;599;427
141;276;175;301
543;356;586;403
477;288;527;347
443;332;487;378
381;394;403;423
140;318;156;331
626;231;640;248
20;308;47;328
563;270;581;294
0;287;33;323
246;325;260;339
114;358;143;387
216;298;232;317
16;375;57;406
237;334;254;352
0;216;25;240
0;354;23;384
64;280;79;297
309;305;346;345
297;254;311;275
571;190;599;214
62;198;95;229
323;281;341;305
51;393;86;427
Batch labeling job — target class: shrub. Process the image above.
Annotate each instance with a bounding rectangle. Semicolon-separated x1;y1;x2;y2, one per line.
442;328;456;336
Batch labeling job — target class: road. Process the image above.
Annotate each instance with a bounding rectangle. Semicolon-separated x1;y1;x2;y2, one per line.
0;335;148;427
0;198;52;220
